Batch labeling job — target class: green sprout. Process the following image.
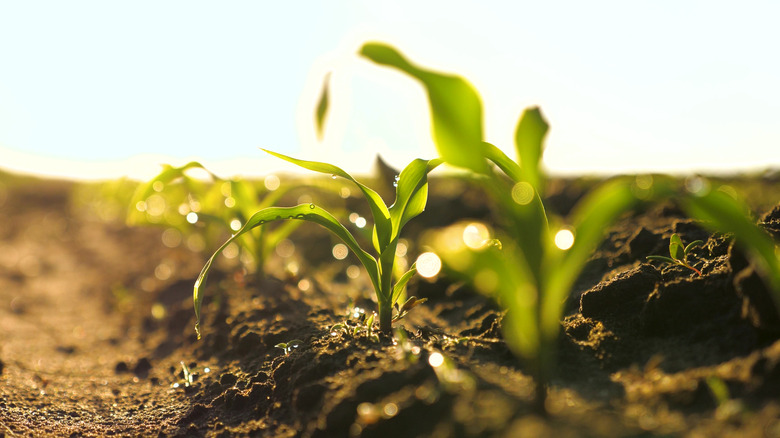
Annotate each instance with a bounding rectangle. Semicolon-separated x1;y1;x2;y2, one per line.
360;42;642;412
274;339;303;356
646;233;704;275
193;150;441;338
128;161;301;276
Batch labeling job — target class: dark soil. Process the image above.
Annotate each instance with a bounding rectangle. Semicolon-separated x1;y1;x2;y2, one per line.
2;170;780;437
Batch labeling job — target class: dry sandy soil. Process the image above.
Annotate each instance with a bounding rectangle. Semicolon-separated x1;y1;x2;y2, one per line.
1;170;780;437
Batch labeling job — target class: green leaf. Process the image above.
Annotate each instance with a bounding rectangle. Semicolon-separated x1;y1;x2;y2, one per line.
389;158;442;238
684;240;704;255
128;161;217;225
514;107;549;192
391;263;418;305
261;149;392;250
482;142;522;182
359;42;487;174
669;234;684;261
193;204;379;338
315;72;331;140
647;255;677;264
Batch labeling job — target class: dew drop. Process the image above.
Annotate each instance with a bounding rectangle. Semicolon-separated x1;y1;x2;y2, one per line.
309;203;316;209
331;174;338;179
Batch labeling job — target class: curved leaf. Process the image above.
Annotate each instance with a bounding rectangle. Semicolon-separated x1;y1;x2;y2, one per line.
261;149;392;250
389;158;442;238
391;263;418;305
193;204;378;338
669;233;684;260
360;42;487;174
514;107;549;193
482;142;522;182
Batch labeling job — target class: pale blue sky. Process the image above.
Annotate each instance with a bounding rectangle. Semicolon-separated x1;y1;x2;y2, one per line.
1;1;779;179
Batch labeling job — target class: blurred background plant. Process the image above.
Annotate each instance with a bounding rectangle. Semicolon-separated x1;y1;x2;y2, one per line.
127;161;302;280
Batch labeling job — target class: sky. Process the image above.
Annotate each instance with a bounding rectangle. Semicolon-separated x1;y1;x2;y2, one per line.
1;1;779;180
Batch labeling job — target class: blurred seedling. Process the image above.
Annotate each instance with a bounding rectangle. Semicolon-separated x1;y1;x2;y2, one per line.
705;375;747;421
193;149;441;338
129;162;300;276
647;233;703;275
172;361;205;389
275;340;303;356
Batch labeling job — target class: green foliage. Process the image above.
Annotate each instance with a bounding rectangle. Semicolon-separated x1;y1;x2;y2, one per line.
274;340;303;356
128;161;299;274
361;42;640;410
678;184;780;299
647;233;704;275
193;150;441;338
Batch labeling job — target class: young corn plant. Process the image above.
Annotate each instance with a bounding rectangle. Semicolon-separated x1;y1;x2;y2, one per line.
193;150;441;338
646;233;704;275
358;41;780;412
129;161;300;275
359;42;642;412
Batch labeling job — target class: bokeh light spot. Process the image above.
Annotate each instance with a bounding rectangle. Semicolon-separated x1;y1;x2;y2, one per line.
462;223;491;249
428;352;444;368
416;252;442;278
332;243;348;260
554;229;575;250
511;181;534;205
264;174;280;191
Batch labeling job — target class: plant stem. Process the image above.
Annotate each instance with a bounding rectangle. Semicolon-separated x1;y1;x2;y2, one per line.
534;380;548;416
378;300;393;333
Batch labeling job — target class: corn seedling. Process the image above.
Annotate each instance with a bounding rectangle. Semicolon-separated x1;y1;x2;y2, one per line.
129;162;300;275
647;233;703;275
360;42;643;412
193;150;441;338
674;183;780;304
274;340;303;356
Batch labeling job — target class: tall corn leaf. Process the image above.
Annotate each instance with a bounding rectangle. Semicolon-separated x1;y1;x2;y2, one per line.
514;107;549;193
359;42;487;174
389;158;442;238
193;204;379;338
261;149;392;251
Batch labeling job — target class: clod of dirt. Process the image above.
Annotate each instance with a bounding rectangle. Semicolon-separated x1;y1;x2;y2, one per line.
639;273;737;336
133;357;153;378
579;264;661;320
760;204;780;239
729;242;780;333
114;361;130;374
627;227;661;258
